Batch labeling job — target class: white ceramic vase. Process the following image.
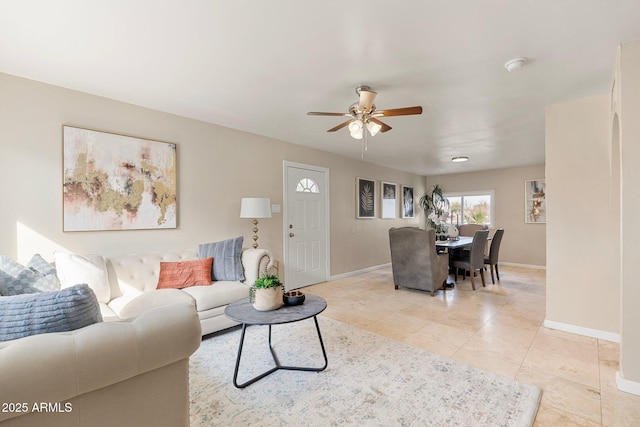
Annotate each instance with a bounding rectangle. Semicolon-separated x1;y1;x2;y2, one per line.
252;286;284;311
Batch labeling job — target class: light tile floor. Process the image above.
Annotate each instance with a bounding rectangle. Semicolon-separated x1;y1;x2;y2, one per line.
304;266;640;427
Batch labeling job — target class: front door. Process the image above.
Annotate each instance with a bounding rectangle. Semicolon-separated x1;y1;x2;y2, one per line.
284;162;329;288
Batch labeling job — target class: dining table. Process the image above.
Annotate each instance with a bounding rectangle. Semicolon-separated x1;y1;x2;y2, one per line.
435;236;474;250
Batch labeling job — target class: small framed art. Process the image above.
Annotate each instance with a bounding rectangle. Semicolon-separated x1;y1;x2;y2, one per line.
402;185;415;218
525;179;546;223
381;182;397;219
357;177;375;219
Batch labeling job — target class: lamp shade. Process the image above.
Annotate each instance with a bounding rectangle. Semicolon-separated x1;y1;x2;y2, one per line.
366;121;382;137
349;119;364;140
348;119;363;133
240;198;272;218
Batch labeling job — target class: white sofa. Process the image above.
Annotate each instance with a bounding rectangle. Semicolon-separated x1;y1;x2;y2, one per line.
91;247;272;336
0;246;272;426
0;302;201;427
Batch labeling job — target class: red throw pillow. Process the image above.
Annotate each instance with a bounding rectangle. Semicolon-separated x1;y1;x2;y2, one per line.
157;257;213;289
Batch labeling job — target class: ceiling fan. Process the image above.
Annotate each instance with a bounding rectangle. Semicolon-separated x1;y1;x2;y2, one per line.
307;85;423;140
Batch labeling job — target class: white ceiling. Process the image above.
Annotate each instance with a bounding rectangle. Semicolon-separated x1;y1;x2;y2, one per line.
2;1;640;176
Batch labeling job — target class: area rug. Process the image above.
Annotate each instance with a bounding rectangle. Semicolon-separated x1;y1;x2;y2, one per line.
189;316;541;426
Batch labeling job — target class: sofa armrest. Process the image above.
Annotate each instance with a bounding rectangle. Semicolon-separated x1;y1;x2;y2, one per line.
0;302;201;423
241;248;274;285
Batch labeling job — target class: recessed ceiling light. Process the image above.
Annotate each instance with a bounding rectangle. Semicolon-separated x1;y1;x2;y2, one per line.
504;57;527;72
452;156;469;162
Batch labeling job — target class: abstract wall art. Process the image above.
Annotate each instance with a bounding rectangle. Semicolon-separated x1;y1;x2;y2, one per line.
525;179;546;223
63;126;177;231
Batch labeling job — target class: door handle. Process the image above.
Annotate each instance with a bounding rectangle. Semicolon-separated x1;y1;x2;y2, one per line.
289;233;295;237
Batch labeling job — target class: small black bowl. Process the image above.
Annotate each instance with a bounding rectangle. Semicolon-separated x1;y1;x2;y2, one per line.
283;290;305;306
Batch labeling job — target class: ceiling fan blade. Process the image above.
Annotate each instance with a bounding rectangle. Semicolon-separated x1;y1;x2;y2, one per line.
307;111;351;117
327;120;352;132
369;117;392;133
358;90;377;113
373;106;423;117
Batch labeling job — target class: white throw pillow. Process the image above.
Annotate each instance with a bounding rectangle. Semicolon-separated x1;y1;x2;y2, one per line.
54;252;111;303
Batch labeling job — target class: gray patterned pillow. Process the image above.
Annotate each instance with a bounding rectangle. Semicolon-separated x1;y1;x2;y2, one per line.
198;236;245;282
0;283;102;342
27;253;57;276
0;254;62;296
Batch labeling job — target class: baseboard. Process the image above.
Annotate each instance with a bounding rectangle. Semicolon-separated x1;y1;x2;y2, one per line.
543;319;620;343
616;371;640;396
501;262;546;270
329;263;391;281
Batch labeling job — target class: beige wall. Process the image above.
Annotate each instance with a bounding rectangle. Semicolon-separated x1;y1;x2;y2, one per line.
615;41;640;387
0;72;424;279
323;158;424;275
545;94;619;335
427;165;546;267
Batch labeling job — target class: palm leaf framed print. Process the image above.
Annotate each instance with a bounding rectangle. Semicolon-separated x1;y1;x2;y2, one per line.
357;177;375;219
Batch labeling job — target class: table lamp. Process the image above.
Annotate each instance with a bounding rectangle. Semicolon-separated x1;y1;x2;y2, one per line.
240;198;271;249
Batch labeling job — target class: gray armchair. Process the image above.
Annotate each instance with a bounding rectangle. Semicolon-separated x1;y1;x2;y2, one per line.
388;227;449;296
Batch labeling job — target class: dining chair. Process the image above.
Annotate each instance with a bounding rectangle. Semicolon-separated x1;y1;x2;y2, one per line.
450;229;489;290
455;224;489;257
457;224;488;237
484;228;504;284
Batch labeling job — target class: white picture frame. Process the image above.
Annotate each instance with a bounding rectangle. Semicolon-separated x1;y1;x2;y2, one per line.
381;182;397;219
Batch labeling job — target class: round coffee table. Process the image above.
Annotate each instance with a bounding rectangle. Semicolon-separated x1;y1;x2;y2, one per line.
224;294;328;388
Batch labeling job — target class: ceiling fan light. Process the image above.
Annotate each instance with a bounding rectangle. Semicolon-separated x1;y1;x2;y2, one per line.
350;128;363;139
366;121;382;137
348;119;363;133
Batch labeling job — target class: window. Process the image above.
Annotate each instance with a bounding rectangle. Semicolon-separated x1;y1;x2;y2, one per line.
444;190;494;227
296;178;319;193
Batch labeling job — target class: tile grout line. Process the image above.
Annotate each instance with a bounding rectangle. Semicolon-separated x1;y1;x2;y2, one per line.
449;287;511;364
514;323;543;382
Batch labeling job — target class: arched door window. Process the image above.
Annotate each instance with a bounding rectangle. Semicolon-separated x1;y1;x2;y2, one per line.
296;178;320;193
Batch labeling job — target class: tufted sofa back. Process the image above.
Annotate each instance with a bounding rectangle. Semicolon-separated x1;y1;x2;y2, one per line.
105;249;198;299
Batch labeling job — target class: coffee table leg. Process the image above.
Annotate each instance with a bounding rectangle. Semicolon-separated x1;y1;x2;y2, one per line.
232;323;247;388
278;315;328;372
232;316;328;388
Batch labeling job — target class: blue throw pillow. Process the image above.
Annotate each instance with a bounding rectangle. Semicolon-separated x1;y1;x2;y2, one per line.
0;284;102;342
198;236;245;282
0;254;62;296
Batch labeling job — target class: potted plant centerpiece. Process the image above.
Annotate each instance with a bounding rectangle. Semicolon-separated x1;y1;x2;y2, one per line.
419;184;450;239
250;273;284;311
